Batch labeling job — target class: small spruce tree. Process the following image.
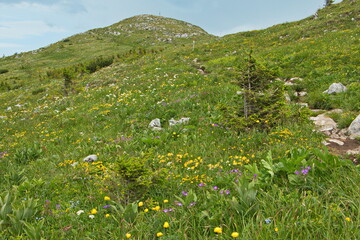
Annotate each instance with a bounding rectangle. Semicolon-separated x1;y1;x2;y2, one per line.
232;51;286;130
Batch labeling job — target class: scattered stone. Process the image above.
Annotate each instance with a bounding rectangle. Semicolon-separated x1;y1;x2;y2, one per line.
327;139;344;146
310;113;337;132
149;118;161;128
284;93;291;102
348;114;360;139
289;77;303;81
323;83;347;94
294;92;307;97
297;103;309;108
83;155;98;162
346;147;360;155
169;117;190;126
284;82;295;86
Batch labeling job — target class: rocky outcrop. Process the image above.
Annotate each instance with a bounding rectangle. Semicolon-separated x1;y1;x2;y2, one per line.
323;83;347;94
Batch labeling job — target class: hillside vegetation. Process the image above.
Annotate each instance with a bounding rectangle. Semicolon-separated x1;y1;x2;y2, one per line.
0;1;359;239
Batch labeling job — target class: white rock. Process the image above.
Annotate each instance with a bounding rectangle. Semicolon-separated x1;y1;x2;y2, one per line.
83;155;98;162
169;117;190;126
323;83;347;94
348;114;360;139
327;139;344;146
290;77;303;81
310;114;337;132
347;147;360;155
294;92;307;97
149;118;161;128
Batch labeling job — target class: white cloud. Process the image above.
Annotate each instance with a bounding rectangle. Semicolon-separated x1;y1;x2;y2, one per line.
0;20;65;39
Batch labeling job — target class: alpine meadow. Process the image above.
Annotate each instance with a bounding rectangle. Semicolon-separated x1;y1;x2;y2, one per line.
0;0;360;239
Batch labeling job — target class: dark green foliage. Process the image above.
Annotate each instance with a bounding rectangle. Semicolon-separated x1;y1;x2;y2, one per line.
111;156;165;203
14;145;42;164
85;56;114;73
31;87;46;95
0;69;9;74
229;52;287;130
325;0;335;7
307;92;334;110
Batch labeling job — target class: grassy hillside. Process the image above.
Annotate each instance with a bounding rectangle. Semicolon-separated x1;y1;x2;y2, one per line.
0;1;359;239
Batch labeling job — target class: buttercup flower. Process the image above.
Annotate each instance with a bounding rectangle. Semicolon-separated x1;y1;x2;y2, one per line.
163;199;169;203
231;232;239;238
90;209;97;214
156;232;163;237
104;196;110;200
105;214;110;218
345;217;351;222
138;201;144;207
163;221;170;228
214;227;222;234
125;233;131;238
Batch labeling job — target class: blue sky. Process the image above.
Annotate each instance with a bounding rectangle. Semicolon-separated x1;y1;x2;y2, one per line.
0;0;342;56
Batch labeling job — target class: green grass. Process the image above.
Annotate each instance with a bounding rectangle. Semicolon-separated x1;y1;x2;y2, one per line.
0;1;359;239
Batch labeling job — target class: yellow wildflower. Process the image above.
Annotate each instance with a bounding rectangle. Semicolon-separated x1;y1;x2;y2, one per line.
104;196;110;201
90;209;97;214
163;222;170;228
156;232;163;237
231;232;239;238
125;233;131;238
214;227;222;234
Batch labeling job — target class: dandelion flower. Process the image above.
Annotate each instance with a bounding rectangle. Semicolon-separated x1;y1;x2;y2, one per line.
345;217;351;222
156;232;163;237
163;199;169;203
104;196;110;201
125;233;131;238
90;209;97;214
105;214;110;218
214;227;222;234
163;221;170;228
138;201;144;207
274;227;279;232
144;208;149;213
231;232;239;238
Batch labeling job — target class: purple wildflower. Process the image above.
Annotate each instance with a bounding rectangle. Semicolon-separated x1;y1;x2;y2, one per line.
103;205;111;208
189;202;196;207
163;208;174;213
181;191;188;196
213;186;219;190
225;190;230;195
175;202;183;206
198;183;206;187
